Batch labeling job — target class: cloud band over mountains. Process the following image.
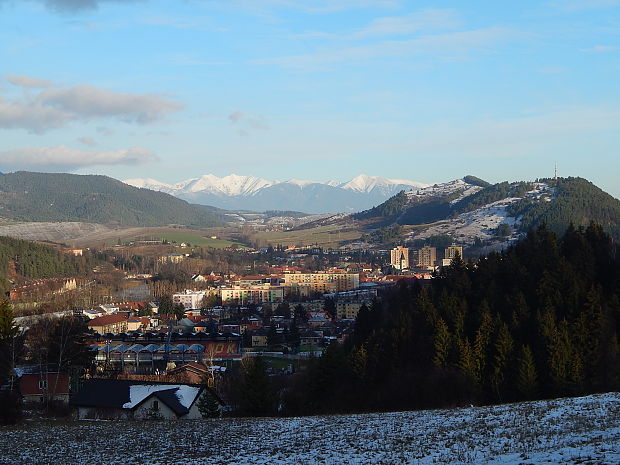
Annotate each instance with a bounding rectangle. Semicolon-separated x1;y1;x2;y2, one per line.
0;76;182;133
0;145;158;171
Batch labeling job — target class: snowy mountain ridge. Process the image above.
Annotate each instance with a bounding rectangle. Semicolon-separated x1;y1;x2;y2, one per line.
125;173;428;196
123;174;430;213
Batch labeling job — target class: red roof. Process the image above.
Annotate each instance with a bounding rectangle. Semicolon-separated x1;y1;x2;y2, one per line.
88;314;128;327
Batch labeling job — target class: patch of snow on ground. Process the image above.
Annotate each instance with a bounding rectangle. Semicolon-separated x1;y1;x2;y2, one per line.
405;179;482;202
2;392;619;465
408;183;554;245
409;197;520;244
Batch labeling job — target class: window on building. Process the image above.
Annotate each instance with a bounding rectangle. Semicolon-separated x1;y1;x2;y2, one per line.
152;400;159;411
38;379;48;390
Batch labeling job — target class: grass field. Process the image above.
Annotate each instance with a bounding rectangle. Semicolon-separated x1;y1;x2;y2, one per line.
123;231;243;249
69;227;245;249
252;224;362;248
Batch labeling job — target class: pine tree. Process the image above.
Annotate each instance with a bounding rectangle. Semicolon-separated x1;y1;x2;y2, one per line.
516;345;538;400
198;389;221;418
574;285;603;390
472;309;493;386
238;356;275;416
432;318;451;369
490;322;514;402
0;299;17;341
0;299;18;384
457;338;476;381
0;299;21;424
349;345;368;380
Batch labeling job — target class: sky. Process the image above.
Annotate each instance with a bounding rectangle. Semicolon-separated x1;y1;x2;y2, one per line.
0;0;619;197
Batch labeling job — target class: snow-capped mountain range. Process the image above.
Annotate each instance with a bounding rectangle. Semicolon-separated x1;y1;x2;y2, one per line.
124;174;429;213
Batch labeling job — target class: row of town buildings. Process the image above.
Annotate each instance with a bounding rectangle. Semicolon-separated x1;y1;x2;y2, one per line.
390;245;463;271
173;271;361;307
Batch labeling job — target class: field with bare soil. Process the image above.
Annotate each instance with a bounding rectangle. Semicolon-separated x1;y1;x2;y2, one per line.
0;222;239;249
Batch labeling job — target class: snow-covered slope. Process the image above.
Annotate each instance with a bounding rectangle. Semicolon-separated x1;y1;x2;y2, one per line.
406;178;483;202
123;177;176;192
407;182;554;245
3;392;619;464
342;174;427;194
123;174;429;213
181;174;273;196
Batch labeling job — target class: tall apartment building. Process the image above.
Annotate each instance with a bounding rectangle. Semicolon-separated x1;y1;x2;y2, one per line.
335;301;367;320
283;272;360;293
390;246;409;270
417;246;437;270
443;246;463;266
172;290;207;310
220;284;284;304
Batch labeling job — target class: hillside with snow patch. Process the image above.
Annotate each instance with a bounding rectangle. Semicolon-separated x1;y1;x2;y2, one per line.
407;182;554;245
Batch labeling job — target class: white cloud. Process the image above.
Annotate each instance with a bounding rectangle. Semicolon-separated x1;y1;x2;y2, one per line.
218;0;400;14
77;136;97;146
292;9;458;40
547;0;620;12
580;45;618;53
7;0;145;13
7;74;53;88
0;97;71;133
0;77;182;133
228;110;268;136
288;0;401;13
256;27;519;69
0;145;158;171
353;9;459;38
40;85;182;123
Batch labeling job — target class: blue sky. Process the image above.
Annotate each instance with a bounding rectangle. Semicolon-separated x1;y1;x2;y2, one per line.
0;0;619;197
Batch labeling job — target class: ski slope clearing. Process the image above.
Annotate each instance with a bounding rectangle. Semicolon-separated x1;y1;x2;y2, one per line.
1;393;618;464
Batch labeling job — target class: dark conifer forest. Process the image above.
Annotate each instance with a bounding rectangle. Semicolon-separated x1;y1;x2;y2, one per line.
283;223;620;414
0;237;93;292
0;171;222;227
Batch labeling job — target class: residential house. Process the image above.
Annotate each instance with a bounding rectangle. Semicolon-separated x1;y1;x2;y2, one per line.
71;378;219;420
88;314;129;333
14;366;70;405
250;329;268;348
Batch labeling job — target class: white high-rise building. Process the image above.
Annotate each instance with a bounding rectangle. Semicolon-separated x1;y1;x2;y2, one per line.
390;246;409;270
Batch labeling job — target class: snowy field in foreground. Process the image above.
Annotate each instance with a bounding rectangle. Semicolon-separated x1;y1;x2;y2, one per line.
1;393;619;465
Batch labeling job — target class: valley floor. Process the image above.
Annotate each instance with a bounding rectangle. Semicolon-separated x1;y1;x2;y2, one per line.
1;393;619;465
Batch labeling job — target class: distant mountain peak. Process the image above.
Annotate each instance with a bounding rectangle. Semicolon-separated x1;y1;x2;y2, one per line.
342;174;429;193
123;173;430;213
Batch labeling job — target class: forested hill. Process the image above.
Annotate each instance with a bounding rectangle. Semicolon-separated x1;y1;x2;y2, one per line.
507;177;620;239
0;236;93;292
286;223;620;415
0;172;223;227
355;176;620;241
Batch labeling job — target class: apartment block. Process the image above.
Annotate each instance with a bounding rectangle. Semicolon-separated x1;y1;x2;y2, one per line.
283;272;360;293
417;246;437;270
390;246;410;270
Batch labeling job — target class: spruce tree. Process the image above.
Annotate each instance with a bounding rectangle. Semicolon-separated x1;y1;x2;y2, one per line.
198;389;221;418
490;322;513;402
516;345;538;400
472;309;493;386
432;318;450;369
238;356;275;416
